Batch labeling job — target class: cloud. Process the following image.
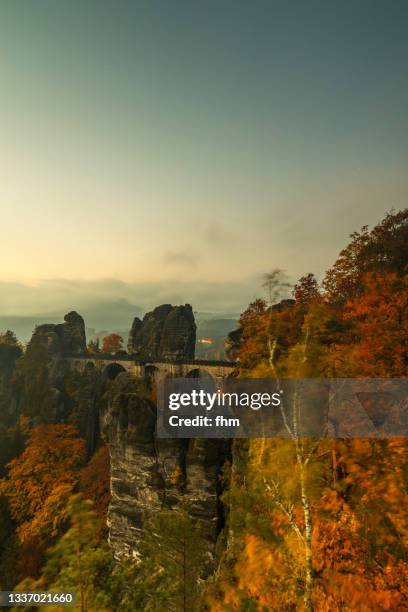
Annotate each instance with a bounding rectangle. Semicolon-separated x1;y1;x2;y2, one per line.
203;222;235;248
0;275;264;340
163;249;200;268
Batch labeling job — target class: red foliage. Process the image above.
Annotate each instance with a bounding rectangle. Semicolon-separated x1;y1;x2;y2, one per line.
79;446;111;523
102;334;124;353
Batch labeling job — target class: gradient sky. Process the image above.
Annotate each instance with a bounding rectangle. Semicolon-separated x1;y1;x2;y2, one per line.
0;0;407;318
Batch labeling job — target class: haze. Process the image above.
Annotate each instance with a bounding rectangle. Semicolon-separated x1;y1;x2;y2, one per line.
1;0;407;325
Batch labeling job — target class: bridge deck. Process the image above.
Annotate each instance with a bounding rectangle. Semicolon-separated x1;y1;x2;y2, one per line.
65;353;237;368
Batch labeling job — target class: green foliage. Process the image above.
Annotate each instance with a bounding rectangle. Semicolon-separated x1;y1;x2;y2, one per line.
42;495;114;611
105;370;151;403
34;504;208;612
0;330;21;348
0;495;17;589
127;509;208;612
87;339;101;353
111;510;206;612
0;329;23;428
0;423;24;477
13;333;57;422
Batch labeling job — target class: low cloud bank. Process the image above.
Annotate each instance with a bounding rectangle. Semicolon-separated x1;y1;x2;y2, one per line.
0;277;263;340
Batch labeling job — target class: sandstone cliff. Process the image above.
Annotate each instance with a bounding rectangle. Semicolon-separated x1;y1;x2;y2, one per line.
34;310;86;355
102;373;229;561
127;304;196;360
225;327;243;361
17;311;87;425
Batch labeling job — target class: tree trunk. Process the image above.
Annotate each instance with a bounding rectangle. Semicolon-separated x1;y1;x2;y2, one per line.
299;461;313;612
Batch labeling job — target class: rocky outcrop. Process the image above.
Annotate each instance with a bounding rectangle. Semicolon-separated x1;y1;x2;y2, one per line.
103;384;160;558
18;312;87;423
34;311;86;355
60;311;87;354
102;374;229;561
127;304;196;361
225;327;243;361
127;317;143;354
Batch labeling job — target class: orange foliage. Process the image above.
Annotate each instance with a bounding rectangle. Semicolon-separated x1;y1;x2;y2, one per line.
207;437;408;610
206;533;301;611
313;441;408;610
102;333;124;353
0;424;85;542
15;537;48;581
341;272;408;376
209;216;408;609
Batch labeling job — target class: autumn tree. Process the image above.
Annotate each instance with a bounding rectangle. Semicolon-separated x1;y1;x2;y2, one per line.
238;271;320;377
262;268;291;306
312;437;408;610
210;231;408;610
87;338;101;353
237;299;268;371
102;334;124;354
79;446;111;526
323;208;408;301
293;273;320;306
0;424;85;543
338;271;408;376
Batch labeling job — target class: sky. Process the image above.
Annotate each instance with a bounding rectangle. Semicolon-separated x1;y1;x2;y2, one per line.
0;0;407;325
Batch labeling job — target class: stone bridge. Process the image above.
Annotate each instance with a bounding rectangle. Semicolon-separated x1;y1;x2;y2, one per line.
66;353;236;381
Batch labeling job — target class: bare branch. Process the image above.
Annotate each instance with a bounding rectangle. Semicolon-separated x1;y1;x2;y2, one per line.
264;478;305;543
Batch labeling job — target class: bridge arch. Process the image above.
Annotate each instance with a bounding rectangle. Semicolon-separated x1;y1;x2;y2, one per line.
144;364;160;381
185;367;214;379
103;362;126;381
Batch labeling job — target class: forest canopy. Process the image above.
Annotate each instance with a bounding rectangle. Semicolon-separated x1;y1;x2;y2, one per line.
0;209;407;611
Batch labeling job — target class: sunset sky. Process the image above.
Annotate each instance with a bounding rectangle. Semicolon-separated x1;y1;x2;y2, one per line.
1;0;407;320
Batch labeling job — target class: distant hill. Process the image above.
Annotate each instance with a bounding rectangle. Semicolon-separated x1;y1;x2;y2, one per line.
0;316;61;344
195;316;238;360
196;317;237;338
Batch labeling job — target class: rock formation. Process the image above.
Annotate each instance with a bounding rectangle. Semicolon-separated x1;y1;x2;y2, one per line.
34;311;86;355
18;311;87;424
60;311;87;354
127;304;196;361
225;327;243;361
102;373;229;561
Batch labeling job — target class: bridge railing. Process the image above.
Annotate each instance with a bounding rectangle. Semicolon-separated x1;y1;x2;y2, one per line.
64;352;237;367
